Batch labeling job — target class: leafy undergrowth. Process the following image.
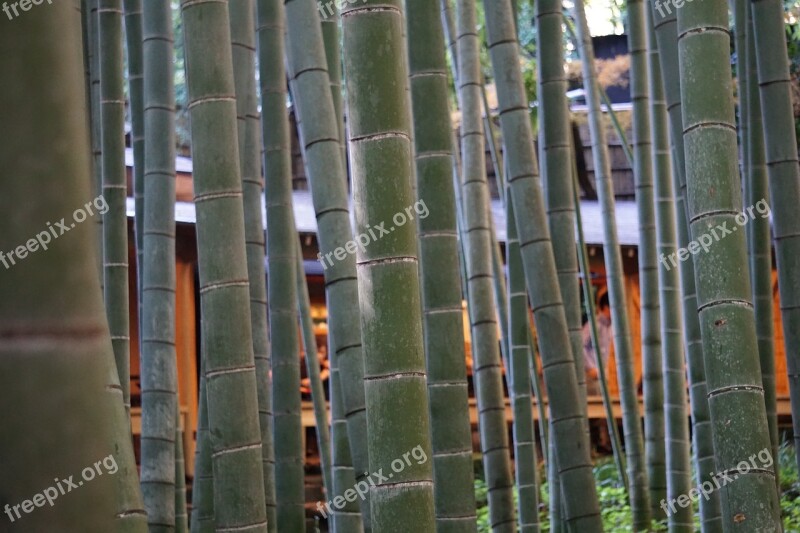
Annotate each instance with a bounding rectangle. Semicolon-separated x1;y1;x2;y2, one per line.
475;441;800;532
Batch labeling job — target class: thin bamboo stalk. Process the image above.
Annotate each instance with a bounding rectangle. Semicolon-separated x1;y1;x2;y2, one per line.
651;6;723;529
139;0;179;527
645;3;692;529
99;0;131;419
283;1;372;525
455;0;516;528
296;239;333;497
572;0;650;525
482;0;602;528
315;3;364;531
750;0;800;475
744;2;778;476
407;0;478;529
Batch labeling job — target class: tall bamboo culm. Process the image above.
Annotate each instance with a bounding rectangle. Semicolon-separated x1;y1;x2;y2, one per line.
250;0;285;527
676;0;781;527
122;0;144;341
744;3;778;471
341;0;438;529
650;4;722;528
0;6;146;529
406;0;478;529
190;359;213;533
316;3;364;531
572;0;650;526
99;0;131;418
537;0;586;413
454;0;515;528
180;1;268;530
139;0;179;528
628;0;666;520
507;196;541;532
89;0;104;276
259;0;306;523
645;3;692;529
482;0;602;529
284;2;372;526
750;0;800;472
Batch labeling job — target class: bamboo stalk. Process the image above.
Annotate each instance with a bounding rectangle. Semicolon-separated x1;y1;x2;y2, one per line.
651;5;723;529
283;1;372;525
482;0;602;528
571;0;650;525
341;0;437;528
180;0;268;529
407;0;478;529
676;0;780;526
296;239;333;497
139;0;179;527
645;3;692;529
0;6;146;529
750;0;800;475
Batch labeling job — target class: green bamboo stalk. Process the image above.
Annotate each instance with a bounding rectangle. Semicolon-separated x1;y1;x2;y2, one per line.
651;5;723;529
572;178;628;492
89;0;104;277
482;0;602;528
315;3;364;531
538;0;587;416
248;0;305;525
139;0;179;528
328;361;364;532
341;0;438;529
320;0;346;172
528;332;549;470
507;196;541;532
0;7;147;530
750;0;800;473
481;91;512;374
744;3;778;476
296;239;333;498
190;359;214;533
242;0;280;526
601;88;634;166
454;0;516;529
627;0;666;520
676;0;781;527
406;0;478;529
571;1;651;526
265;107;305;531
175;410;188;533
645;3;692;529
180;0;268;530
122;0;144;343
733;0;749;173
99;0;130;419
283;2;372;527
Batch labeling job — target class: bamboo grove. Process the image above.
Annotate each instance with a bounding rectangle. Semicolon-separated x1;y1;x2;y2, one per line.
2;0;800;531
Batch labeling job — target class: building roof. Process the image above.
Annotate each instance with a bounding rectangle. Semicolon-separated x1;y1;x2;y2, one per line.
126;192;640;247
